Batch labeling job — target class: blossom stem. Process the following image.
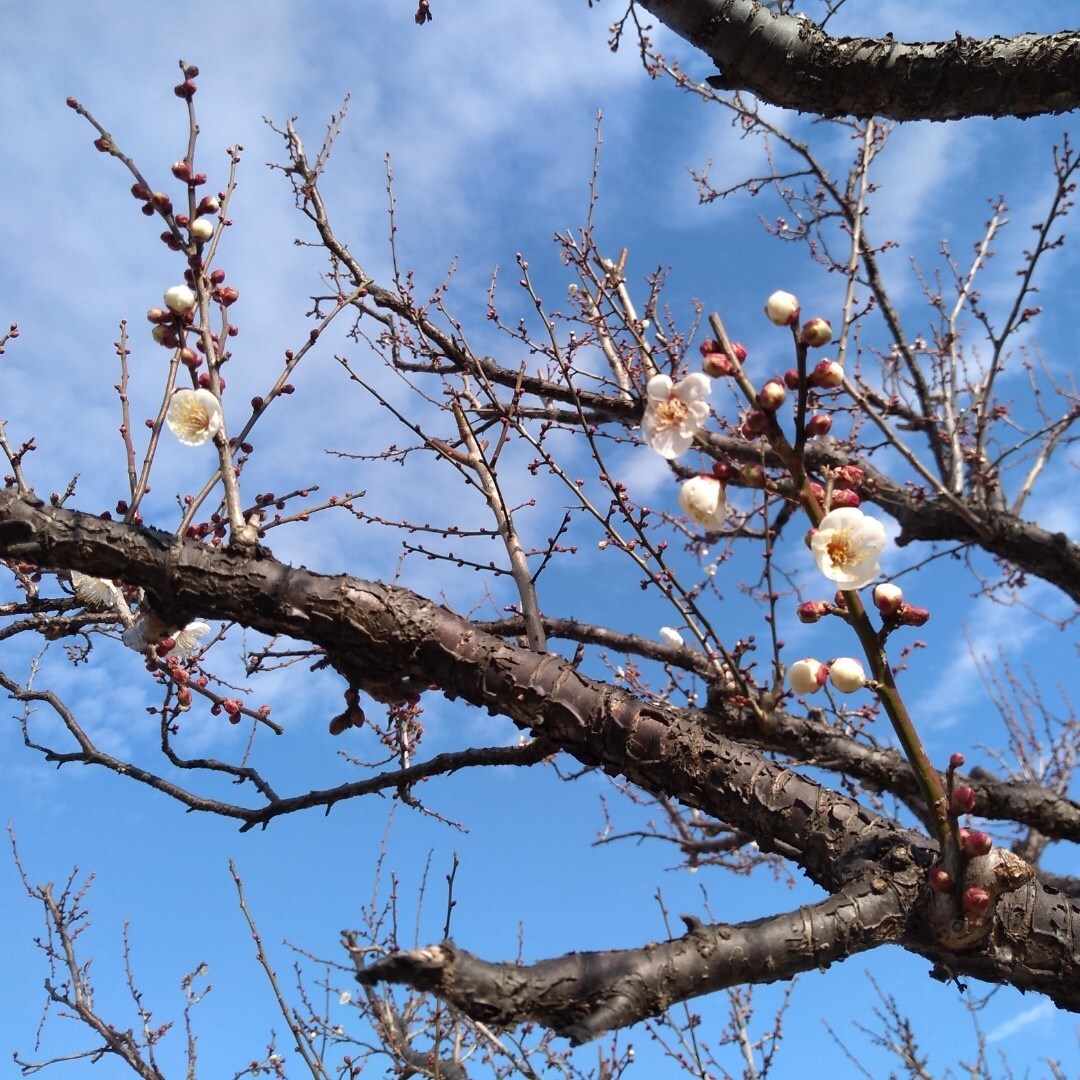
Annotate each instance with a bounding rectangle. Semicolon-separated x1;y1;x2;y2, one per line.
841;587;951;846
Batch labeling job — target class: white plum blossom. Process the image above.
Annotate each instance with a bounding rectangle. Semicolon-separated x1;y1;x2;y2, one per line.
167;388;223;446
70;571;123;609
678;474;727;530
659;626;684;647
788;658;827;695
810;507;887;590
170;620;211;658
828;657;868;693
641;372;711;459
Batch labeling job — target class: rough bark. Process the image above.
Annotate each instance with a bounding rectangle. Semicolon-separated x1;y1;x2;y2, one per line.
636;0;1080;120
2;487;1078;1035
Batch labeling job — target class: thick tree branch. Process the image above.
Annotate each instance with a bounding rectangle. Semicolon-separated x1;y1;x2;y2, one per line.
347;884;908;1043
636;0;1080;120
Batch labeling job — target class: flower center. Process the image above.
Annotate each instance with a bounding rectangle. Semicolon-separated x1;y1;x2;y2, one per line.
655;397;688;427
826;533;855;567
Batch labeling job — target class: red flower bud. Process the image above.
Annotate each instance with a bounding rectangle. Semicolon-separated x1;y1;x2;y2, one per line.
828;488;861;508
949;752;966;770
962;886;991;914
950;785;976;815
702;352;736;377
741;411;769;439
960;828;992;858
897;603;930;627
796;600;831;624
805;413;833;438
783;368;801;391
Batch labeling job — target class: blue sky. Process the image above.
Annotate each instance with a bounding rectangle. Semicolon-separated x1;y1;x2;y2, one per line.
1;1;1077;1075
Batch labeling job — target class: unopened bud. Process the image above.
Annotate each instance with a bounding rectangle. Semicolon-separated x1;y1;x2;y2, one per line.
928;867;954;893
949;752;966;770
950;785;976;815
805;413;833;438
897;603;930;627
764;290;800;327
962;886;991;915
799;317;832;347
827;656;867;693
959;828;992;859
702;351;736;377
757;379;787;411
783;369;801;391
788;658;828;695
828;488;861;508
872;583;904;616
741;411;769;439
796;600;831;624
189;217;214;242
809;360;844;388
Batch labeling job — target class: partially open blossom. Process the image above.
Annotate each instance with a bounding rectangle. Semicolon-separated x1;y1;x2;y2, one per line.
679;474;727;530
164;284;196;315
757;379;787;411
832;465;864;489
810;507;887;590
659;626;684;647
70;571;123;609
872;583;904;616
169;620;211;658
764;290;800;327
788;658;828;695
799;317;833;347
167;388;223;446
809;359;844;388
641;373;711;459
828;656;867;693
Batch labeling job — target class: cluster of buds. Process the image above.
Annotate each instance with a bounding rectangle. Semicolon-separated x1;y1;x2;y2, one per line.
787;655;868;695
871;582;930;627
699;338;746;377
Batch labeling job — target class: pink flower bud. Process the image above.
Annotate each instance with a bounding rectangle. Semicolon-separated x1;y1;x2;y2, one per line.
764;290;800;327
807;481;826;503
698;338;720;357
962;886;991;914
872;583;904;616
828;488;861;508
131;182;152;201
809;360;844;388
950;785;976;815
702;352;736;377
799;317;833;347
757;379;788;411
783;369;801;391
960;829;992;859
949;752;966;770
197;195;220;216
827;657;867;693
730;342;748;362
796;600;831;624
171;160;191;181
897;603;930;626
805;413;833;438
741;411;769;439
928;866;954;893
